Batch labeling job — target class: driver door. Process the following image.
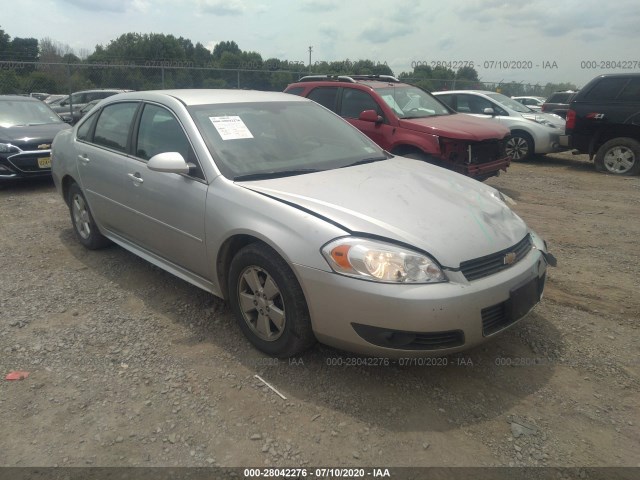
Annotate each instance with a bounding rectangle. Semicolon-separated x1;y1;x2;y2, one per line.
339;89;392;149
120;103;209;278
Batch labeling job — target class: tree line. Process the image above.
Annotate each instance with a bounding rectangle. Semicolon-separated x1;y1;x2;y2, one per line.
0;27;577;97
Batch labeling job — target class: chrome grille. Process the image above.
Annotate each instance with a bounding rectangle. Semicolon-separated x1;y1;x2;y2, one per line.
460;234;532;281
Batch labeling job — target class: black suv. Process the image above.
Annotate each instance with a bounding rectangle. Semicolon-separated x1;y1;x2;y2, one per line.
563;74;640;175
541;91;577;118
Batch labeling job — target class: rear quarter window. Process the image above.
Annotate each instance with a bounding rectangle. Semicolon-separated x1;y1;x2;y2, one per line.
285;87;305;96
583;78;629;102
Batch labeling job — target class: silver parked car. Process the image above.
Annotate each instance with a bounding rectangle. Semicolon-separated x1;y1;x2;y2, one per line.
433;90;566;161
52;90;555;358
512;96;546;111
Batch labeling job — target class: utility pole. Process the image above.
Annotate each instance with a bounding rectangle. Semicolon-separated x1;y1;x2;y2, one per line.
308;46;313;74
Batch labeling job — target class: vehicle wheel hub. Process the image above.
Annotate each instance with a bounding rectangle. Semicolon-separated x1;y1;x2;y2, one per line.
604;146;635;173
238;266;286;342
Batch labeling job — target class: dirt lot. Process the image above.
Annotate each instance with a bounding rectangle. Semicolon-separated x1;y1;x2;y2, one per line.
0;152;639;476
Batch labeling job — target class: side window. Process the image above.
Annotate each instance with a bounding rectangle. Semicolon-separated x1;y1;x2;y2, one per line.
436;94;455;109
285;87;305;96
307;87;339;112
459;95;506;115
76;111;97;141
93;102;138;153
584;78;628;101
340;89;381;118
617;78;640;102
136;104;204;179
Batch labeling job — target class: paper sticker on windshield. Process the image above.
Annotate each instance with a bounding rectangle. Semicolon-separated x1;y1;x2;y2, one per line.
209;116;254;140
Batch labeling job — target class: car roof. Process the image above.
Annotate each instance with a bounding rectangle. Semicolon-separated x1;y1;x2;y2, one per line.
433;90;496;95
0;95;41;102
289;75;404;89
107;89;310;106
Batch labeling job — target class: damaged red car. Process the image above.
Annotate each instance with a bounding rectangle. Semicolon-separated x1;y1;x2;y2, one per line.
285;75;511;180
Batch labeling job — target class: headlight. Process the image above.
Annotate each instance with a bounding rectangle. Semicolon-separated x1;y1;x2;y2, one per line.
0;143;15;153
523;115;557;128
321;237;446;284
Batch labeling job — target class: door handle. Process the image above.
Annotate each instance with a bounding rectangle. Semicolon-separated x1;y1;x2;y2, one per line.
127;173;144;184
78;154;90;165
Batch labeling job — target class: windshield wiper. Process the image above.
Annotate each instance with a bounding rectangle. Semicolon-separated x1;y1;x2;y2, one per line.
340;156;389;168
233;168;321;181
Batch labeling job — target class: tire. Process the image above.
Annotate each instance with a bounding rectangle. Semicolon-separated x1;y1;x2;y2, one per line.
505;132;534;161
67;183;110;249
594;137;640;176
228;243;316;357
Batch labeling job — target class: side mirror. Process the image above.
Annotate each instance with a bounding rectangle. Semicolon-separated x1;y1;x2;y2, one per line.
359;109;383;124
60;115;73;124
483;107;495;116
147;152;190;174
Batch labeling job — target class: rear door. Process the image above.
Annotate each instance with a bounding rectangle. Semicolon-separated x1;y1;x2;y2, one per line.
76;101;140;235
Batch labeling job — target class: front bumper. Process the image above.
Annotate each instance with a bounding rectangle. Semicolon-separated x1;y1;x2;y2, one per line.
533;130;566;154
295;234;550;357
0;150;53;179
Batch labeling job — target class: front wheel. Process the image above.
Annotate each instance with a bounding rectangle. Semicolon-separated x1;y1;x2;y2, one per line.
228;243;316;357
67;183;110;249
505;132;534;161
594;137;640;175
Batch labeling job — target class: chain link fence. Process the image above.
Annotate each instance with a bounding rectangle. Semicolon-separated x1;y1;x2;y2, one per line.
0;60;549;97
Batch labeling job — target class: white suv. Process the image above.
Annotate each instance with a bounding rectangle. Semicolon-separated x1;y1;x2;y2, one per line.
433;90;566;161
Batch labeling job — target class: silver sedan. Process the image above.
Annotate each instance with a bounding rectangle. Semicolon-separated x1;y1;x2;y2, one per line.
433;90;566;161
52;90;555;358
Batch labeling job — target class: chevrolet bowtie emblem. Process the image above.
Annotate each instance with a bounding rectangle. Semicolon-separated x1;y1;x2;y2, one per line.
503;252;517;265
37;144;51;150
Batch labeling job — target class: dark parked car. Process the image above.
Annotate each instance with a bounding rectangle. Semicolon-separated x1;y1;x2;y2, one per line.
0;95;70;179
59;99;101;125
541;91;577;118
285;75;511;180
50;89;131;116
563;73;640;175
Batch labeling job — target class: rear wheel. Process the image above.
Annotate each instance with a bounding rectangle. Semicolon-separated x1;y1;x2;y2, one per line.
505;132;534;161
228;243;316;357
594;138;640;175
68;183;110;249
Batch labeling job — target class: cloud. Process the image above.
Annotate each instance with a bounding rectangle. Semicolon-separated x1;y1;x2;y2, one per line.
359;22;409;44
298;0;338;12
198;0;245;16
59;0;129;12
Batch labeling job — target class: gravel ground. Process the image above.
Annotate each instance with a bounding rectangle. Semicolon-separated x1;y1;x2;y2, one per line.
0;152;639;474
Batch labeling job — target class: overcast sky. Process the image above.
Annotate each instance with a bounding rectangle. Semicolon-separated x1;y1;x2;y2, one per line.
3;0;639;87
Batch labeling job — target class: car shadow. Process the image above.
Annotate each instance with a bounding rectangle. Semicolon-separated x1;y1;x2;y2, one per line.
0;176;55;192
60;228;561;433
526;153;595;173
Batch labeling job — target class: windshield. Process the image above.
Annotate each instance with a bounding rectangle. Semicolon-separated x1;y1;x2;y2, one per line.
0;99;65;128
189;101;386;179
375;85;451;119
485;93;533;113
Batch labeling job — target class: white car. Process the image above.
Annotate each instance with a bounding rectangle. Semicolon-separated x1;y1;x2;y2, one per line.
433;90;566;161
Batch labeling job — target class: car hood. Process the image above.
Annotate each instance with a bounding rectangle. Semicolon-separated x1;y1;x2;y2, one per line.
239;158;528;268
0;123;70;144
396;114;509;141
520;112;565;129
